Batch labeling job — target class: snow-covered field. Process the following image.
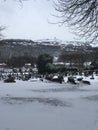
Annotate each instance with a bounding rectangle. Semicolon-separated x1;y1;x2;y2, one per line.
0;78;98;130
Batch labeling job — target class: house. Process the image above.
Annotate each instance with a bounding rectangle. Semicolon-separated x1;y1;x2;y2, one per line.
0;63;7;72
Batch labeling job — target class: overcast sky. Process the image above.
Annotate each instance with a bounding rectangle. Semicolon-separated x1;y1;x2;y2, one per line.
0;0;76;41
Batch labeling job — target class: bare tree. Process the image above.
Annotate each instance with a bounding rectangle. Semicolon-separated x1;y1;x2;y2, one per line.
55;0;98;42
0;26;5;40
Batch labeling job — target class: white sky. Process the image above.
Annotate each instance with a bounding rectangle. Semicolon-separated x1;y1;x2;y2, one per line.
0;0;76;41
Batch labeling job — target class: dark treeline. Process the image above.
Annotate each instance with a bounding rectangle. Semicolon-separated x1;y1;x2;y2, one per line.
58;47;98;68
6;56;37;68
1;51;98;74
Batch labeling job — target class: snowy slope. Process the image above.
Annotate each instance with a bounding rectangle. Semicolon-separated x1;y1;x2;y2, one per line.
0;78;98;130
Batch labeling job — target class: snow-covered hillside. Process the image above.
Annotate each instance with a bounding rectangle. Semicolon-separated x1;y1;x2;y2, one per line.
0;38;98;61
1;38;96;47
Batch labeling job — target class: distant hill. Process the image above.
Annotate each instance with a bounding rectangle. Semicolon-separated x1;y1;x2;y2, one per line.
0;39;98;62
0;39;62;60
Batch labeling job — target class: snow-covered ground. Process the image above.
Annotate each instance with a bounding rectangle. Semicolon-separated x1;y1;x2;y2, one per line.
0;78;98;130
